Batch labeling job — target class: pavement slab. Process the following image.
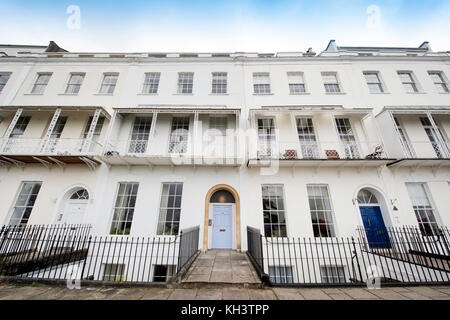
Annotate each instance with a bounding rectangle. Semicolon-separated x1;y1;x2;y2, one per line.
0;283;448;300
195;289;223;300
168;289;198;300
273;288;305;300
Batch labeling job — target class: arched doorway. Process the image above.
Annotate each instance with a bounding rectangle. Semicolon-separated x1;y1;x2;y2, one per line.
203;185;241;251
57;188;89;224
357;189;391;249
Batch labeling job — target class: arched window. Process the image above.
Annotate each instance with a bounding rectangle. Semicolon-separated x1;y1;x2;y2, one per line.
70;189;89;200
357;189;378;204
210;190;235;203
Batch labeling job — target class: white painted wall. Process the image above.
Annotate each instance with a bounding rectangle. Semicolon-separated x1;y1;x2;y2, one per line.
0;52;449;253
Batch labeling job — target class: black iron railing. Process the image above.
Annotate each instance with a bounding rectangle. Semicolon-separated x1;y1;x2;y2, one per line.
247;226;450;286
246;226;267;281
177;226;200;272
0;224;91;277
0;224;200;283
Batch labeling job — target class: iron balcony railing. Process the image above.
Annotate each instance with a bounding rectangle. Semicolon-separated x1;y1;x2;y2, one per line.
399;140;450;159
0;138;103;156
253;140;388;160
104;137;240;160
0;224;200;283
247;226;450;286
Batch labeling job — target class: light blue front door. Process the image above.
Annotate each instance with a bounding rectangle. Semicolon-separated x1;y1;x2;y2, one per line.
212;205;232;249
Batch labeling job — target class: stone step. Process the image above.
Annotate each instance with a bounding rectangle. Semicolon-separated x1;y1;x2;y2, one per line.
181;249;262;286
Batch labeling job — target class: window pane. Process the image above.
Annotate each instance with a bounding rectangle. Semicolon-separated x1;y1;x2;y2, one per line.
307;185;335;237
143;72;160;94
253;73;270;94
261;185;287;237
0;73;11;93
110;183;139;235
212;72;227;94
9;182;42;226
157;183;183;235
100;74;118;94
168;117;190;153
128;116;153;153
406;183;439;236
177;73;193;94
335;118;360;158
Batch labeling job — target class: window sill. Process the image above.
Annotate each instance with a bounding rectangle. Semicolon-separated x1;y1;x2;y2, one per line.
253;93;274;96
173;93;194;96
325;92;346;95
137;93;158;96
24;93;44;96
94;93;114;96
368;92;390;94
209;93;229;96
58;93;79;96
405;92;427;94
289;92;310;95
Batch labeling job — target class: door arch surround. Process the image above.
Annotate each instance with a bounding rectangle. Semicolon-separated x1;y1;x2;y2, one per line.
203;184;241;251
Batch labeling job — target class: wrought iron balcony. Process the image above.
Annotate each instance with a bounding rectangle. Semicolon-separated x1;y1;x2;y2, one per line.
0;138;103;156
252;140;388;160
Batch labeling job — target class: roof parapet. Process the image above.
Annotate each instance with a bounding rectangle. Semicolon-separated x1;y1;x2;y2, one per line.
322;40;433;56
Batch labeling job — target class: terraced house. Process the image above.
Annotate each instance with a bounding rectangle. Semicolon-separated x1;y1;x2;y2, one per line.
0;40;449;286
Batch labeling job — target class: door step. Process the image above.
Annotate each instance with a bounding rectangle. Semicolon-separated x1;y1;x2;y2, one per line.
180;249;262;287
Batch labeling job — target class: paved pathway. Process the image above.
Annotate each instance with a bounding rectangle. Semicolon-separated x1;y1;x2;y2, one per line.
0;283;449;300
182;250;260;285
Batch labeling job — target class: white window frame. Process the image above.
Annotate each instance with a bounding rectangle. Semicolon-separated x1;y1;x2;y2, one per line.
333;117;360;159
168;116;190;154
363;71;385;93
8;182;42;226
320;266;346;284
102;263;125;281
393;116;415;158
128;116;153;154
0;72;12;94
109;182;139;235
322;72;342;93
142;72;161;94
397;71;420;93
428;71;449;93
152;265;177;282
31;73;52;94
211;72;227;94
261;184;287;237
253;73;271;94
157;182;184;236
306;184;336;238
99;73;119;94
405;183;441;236
256;117;277;158
296;117;319;158
177;72;194;94
269;266;294;284
287;72;306;94
419;116;446;158
65;73;85;94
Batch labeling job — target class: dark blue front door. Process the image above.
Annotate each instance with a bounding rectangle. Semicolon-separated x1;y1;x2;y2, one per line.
360;206;391;249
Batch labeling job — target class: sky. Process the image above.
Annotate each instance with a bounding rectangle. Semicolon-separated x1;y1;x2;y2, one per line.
0;0;449;53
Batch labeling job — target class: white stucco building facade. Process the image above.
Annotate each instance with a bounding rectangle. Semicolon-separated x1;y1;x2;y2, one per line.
0;40;449;258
